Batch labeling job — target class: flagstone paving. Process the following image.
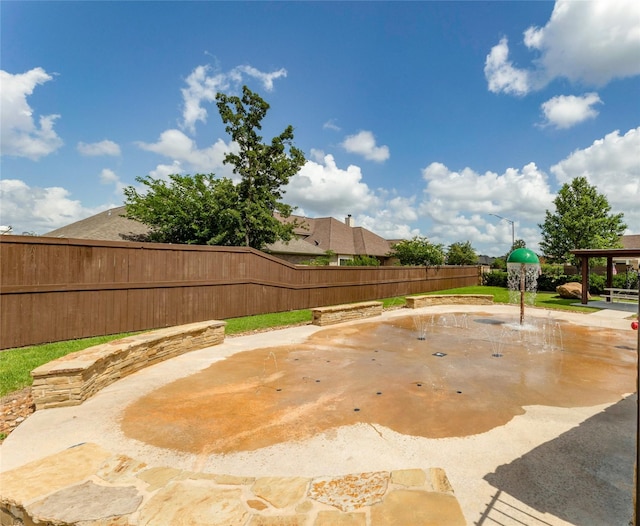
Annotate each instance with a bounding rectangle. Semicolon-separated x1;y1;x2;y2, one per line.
0;443;466;525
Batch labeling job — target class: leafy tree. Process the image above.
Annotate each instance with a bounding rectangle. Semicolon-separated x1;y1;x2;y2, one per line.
491;257;506;270
124;174;243;245
124;86;305;249
446;241;478;265
539;177;626;268
511;238;526;251
216;86;306;248
389;236;445;266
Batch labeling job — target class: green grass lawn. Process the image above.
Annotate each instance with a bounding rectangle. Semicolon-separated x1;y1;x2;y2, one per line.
424;286;600;313
224;309;313;335
0;285;599;398
0;333;138;398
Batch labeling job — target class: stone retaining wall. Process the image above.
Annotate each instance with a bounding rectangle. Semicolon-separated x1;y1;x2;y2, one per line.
31;320;226;410
311;301;383;326
406;294;494;309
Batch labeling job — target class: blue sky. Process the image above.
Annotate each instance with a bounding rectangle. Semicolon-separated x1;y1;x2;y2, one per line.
1;1;639;256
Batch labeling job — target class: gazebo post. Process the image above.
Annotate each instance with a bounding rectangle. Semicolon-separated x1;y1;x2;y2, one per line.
581;255;589;305
606;257;614;305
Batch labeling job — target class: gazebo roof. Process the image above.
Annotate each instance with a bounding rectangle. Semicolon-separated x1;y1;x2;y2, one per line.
570;248;640;258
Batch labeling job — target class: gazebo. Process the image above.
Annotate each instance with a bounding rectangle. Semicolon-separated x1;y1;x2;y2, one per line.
570;248;640;305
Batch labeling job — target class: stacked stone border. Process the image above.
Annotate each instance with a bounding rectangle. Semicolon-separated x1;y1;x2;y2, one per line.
31;320;226;411
0;443;466;525
406;294;493;309
311;301;383;326
30;295;493;411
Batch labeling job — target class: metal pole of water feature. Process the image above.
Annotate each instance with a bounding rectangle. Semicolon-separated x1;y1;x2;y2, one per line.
507;248;540;326
519;264;525;325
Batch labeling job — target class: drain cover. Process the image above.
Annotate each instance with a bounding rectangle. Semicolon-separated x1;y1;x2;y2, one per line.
432;352;447;357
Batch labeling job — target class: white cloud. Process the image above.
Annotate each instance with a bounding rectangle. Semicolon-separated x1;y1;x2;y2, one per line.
358;214;420;240
285;154;380;217
99;168;127;197
356;196;421;240
487;0;640;95
77;140;121;156
540;93;602;129
309;148;326;163
286;157;421;240
180;64;287;133
525;0;640;86
99;168;119;184
386;195;419;223
180;65;227;134
341;131;390;162
484;38;532;96
323;119;341;132
550;127;640;229
419;162;556;252
0;179;109;235
148;160;184;180
136;129;235;176
421;162;554;221
235;65;287;91
0;68;63;160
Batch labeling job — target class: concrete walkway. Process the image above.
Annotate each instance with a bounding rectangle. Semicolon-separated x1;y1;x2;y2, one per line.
1;304;636;525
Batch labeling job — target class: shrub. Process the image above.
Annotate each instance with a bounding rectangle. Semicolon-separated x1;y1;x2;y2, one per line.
536;264;566;292
588;274;606;295
483;270;507;287
565;274;605;295
343;255;381;266
613;272;639;290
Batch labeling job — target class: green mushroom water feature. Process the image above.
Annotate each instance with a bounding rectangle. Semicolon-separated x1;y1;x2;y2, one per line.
507;248;541;325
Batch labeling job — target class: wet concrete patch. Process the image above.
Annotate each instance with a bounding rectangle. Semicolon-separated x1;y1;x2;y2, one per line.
121;313;636;454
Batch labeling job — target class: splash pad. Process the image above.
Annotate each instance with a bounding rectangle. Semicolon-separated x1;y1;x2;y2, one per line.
121;306;635;455
2;303;636;525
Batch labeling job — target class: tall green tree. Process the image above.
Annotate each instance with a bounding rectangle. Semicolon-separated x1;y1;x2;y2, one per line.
389;236;445;266
446;241;478;265
124;86;305;249
539;176;626;267
216;86;306;248
123;174;242;245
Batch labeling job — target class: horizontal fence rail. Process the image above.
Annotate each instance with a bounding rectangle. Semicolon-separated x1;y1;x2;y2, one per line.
0;236;480;349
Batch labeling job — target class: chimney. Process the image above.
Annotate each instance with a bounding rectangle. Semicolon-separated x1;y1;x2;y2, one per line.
345;214;354;227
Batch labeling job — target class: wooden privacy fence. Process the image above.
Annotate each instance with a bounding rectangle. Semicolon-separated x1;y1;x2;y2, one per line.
0;236;480;349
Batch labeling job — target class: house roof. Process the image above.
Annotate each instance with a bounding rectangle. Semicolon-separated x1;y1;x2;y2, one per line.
45;206;149;241
276;214;392;257
621;234;640;249
265;238;326;256
44;208;393;258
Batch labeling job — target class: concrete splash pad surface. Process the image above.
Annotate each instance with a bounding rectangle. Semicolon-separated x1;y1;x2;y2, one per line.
122;311;635;455
1;304;636;525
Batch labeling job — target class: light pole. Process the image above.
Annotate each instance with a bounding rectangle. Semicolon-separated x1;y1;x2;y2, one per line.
490;213;515;249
